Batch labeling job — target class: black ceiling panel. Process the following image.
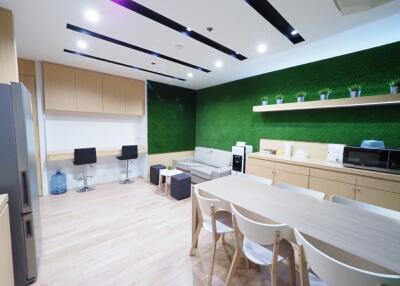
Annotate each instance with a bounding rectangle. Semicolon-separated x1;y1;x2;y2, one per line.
66;23;211;73
245;0;305;44
63;49;186;81
110;0;247;61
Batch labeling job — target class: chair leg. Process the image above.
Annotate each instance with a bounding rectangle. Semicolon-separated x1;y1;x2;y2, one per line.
221;233;226;245
207;237;217;286
288;247;297;286
189;224;202;256
298;245;310;286
225;249;241;286
270;238;280;286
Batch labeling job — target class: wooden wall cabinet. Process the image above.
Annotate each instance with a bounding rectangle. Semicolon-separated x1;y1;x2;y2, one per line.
125;78;145;115
76;69;103;113
43;62;145;115
43;62;77;111
102;74;126;114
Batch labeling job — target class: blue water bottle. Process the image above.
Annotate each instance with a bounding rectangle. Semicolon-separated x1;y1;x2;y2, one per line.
50;170;67;195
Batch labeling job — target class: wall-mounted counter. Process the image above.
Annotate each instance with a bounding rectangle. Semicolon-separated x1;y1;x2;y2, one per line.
253;93;400;112
47;146;147;162
247;152;400;211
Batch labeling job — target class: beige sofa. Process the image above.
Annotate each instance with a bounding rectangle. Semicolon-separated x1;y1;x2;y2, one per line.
173;147;232;183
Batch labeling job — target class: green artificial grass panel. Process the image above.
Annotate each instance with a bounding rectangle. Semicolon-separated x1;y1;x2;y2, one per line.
196;42;400;151
147;81;196;154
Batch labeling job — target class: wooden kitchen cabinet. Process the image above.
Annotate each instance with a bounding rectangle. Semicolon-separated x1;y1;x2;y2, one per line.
309;176;356;200
274;163;309;187
125;78;145;115
246;158;274;180
76;69;103;112
43;62;76;111
0;198;14;286
355;186;400;211
102;74;126;114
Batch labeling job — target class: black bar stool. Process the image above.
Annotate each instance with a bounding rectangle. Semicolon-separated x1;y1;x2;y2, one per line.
73;147;97;192
117;145;138;184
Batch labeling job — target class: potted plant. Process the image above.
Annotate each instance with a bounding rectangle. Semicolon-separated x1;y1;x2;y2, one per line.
388;79;400;94
275;94;284;104
261;96;269;106
319;88;331;100
348;84;362;98
296;91;307;102
167;165;173;170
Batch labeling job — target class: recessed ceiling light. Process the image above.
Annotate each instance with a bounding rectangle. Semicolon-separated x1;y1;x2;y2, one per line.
186;27;192;32
187;72;193;78
85;9;99;23
215;60;223;68
174;44;183;50
77;40;87;50
257;44;267;54
291;30;298;35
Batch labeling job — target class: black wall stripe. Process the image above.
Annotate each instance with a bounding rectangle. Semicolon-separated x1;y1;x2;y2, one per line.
66;24;211;73
245;0;304;44
110;0;247;61
63;49;186;81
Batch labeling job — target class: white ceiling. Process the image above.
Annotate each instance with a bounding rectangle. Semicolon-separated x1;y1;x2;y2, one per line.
1;0;400;90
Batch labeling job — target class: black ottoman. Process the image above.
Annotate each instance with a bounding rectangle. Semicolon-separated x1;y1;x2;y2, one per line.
150;164;166;185
171;173;191;200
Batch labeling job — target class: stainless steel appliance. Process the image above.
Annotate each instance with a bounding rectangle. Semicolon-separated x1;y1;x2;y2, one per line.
0;83;41;286
343;146;400;174
232;142;253;174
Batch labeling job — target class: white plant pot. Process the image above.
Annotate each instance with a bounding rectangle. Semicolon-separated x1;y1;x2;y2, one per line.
297;96;305;102
276;98;283;104
390;86;399;94
350;90;361;98
262;100;268;106
320;93;329;100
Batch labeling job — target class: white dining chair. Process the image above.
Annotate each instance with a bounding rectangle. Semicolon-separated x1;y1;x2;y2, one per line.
190;188;233;286
294;229;400;286
278;183;325;200
330;195;400;220
236;172;273;185
226;204;296;286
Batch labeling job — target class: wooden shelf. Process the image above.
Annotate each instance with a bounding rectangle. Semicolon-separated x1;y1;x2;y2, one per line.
47;146;147;162
253;93;400;112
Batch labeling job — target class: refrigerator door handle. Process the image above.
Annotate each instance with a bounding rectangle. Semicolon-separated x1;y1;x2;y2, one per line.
23;214;38;280
21;171;31;210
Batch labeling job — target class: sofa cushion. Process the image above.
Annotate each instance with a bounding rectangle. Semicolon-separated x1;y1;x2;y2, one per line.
207;149;232;168
194;147;213;165
175;161;207;172
191;166;218;180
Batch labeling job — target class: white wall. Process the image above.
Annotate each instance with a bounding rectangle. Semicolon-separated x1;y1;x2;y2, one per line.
35;61;148;195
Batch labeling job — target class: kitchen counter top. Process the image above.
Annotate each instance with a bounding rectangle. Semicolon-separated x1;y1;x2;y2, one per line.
248;152;400;182
0;194;8;211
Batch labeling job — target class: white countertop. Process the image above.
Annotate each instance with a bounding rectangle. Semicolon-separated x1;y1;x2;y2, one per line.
249;152;400;182
0;194;8;211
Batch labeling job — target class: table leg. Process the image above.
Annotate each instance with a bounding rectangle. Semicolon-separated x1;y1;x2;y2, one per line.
165;176;168;196
158;172;162;190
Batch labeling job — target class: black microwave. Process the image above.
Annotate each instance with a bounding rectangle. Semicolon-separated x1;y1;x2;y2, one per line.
343;146;400;174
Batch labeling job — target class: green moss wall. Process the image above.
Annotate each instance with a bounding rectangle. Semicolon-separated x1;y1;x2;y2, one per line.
196;42;400;151
147;81;196;154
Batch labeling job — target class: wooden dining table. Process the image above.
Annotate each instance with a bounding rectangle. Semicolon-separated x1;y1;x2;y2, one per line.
191;175;400;274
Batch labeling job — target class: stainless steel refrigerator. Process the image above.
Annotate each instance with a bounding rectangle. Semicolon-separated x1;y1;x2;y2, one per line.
0;82;41;286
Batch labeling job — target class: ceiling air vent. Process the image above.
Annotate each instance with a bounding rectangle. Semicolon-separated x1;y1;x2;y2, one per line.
333;0;394;15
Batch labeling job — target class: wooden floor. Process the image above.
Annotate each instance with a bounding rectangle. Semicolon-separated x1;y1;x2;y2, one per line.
33;179;295;286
